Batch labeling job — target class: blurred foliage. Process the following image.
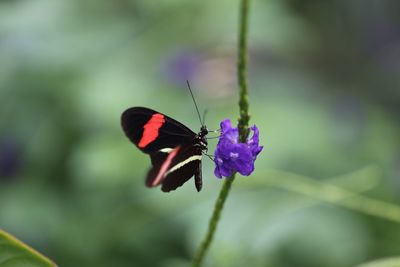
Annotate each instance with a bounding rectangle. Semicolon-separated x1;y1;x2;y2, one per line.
0;229;56;267
1;0;400;267
357;257;400;267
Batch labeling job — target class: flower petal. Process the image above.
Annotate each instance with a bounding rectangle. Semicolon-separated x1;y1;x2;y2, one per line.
248;125;263;156
220;119;239;143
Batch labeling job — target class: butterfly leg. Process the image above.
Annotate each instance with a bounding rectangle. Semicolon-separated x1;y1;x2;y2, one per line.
207;128;221;133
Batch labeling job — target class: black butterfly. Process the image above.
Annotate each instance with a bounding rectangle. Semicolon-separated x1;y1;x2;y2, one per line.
121;106;209;192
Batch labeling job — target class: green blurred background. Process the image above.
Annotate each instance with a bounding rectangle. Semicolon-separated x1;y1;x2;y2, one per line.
1;0;400;266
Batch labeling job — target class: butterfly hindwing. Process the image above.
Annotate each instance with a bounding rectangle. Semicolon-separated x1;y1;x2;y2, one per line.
145;144;203;192
161;144;203;192
121;107;195;154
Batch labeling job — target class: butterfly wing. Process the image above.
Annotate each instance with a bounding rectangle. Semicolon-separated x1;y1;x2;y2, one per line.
145;144;203;192
121;107;196;154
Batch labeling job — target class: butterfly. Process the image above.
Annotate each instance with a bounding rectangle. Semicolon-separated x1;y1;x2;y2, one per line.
121;107;208;192
121;83;210;192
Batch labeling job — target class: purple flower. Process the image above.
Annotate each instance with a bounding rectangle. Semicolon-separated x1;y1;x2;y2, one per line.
214;119;263;178
163;51;202;85
0;136;21;181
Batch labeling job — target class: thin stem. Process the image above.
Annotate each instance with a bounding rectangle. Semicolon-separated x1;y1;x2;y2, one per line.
237;0;250;142
192;174;236;267
192;0;251;266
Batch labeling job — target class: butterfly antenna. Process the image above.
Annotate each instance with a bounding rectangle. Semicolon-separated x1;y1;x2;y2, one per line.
186;80;203;126
202;109;208;126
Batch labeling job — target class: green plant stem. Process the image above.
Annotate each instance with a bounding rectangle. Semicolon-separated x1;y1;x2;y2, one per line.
192;174;236;267
237;0;250;142
192;0;250;266
258;168;400;223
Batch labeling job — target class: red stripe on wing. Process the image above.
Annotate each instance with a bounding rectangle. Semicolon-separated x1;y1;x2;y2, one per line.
151;146;180;186
138;113;165;148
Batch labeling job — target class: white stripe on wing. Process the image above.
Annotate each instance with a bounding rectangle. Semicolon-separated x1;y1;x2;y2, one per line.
164;155;202;177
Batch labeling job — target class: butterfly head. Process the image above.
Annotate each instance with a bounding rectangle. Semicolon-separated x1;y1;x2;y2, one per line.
197;125;208;151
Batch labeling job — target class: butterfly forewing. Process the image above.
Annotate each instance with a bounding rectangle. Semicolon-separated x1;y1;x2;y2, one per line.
121;107;195;154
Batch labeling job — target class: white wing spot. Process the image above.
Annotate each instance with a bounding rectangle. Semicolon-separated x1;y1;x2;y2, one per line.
159;148;173;153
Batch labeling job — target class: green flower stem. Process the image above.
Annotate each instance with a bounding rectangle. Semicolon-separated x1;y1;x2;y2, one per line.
191;174;236;267
192;0;251;266
257;168;400;223
237;0;250;142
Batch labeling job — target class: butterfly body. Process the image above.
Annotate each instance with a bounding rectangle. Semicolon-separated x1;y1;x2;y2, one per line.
121;107;208;192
